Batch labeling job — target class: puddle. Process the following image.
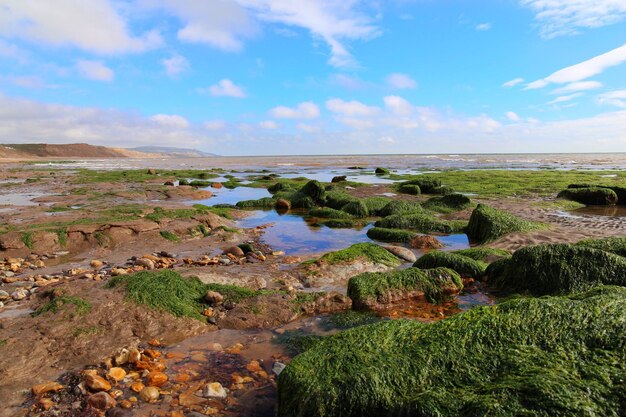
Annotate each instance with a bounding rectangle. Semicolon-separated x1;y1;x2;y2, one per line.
572;205;626;217
0;192;49;206
197;187;272;207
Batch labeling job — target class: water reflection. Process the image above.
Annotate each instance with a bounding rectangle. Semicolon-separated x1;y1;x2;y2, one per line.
572;205;626;217
196;187;271;206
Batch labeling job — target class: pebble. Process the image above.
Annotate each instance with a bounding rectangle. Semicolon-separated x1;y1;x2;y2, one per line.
90;260;104;269
136;258;155;270
107;367;126;382
205;291;224;305
146;371;168;387
383;245;417;263
0;290;9;300
272;362;286;376
11;289;28;301
224;246;244;257
32;381;64;395
202;382;227;399
87;391;117;409
85;374;111;392
139;386;160;402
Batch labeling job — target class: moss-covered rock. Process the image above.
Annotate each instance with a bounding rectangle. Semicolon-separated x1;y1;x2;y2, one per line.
318;219;357;228
397;184;421;195
301;180;326;202
379;200;423;217
325;191;357;210
422;193;472;213
557;187;618;205
375;167;390;175
366;227;417;243
375;213;464;234
278;286;626;417
567;184;626;205
341;200;369;218
347;267;462;308
450;247;510;262
309;208;354;219
235;197;276;209
398;177;442;194
362;197;393;216
486;243;626;295
413;251;487;278
575;236;626;256
314;243;402;267
290;192;316;209
268;182;293;194
465;204;544;244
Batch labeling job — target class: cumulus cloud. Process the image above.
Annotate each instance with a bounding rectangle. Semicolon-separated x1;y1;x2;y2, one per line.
0;0;161;54
526;42;626;89
150;114;190;129
506;111;520;122
260;120;279;129
76;60;114;82
520;0;626;38
503;78;525;88
326;98;380;117
269;101;320;119
386;73;417;90
162;54;190;78
207;79;246;98
597;90;626;108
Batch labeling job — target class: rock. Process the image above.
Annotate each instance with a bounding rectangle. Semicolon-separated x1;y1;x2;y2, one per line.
130;382;145;393
384;246;417;263
164;181;175;186
410;235;444;250
202;382;227;399
11;289;29;301
3;271;15;278
111;268;128;276
128;347;141;363
205;291;224;305
275;198;291;210
88;392;117;410
85;374;111;392
32;381;64;396
331;175;347;183
211;182;223;189
90;260;104;269
224;246;244;257
107;367;126;382
139;386;160;402
272;362;286;376
135;258;155;270
146;371;168;387
147;169;157;175
0;290;9;301
114;348;129;365
38;398;54;410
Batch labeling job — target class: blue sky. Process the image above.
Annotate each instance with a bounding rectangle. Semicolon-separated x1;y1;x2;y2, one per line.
0;0;625;155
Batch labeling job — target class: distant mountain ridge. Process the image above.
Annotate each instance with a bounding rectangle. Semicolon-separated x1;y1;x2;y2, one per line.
0;143;159;159
130;146;218;157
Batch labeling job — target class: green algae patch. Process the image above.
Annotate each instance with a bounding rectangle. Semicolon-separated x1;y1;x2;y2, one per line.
309;208;354;219
414;251;487;278
421;193;473;213
348;267;462;308
159;230;180;242
324;191;357;210
487;243;626;295
235;197;276;209
379;200;423;217
466;204;544;244
366;227;417;243
576;237;626;256
314;243;402;267
340;200;369;218
375;212;465;234
362;197;393;216
451;247;511;262
33;295;92;317
397;184;421;195
278;286;626;417
557;187;618;205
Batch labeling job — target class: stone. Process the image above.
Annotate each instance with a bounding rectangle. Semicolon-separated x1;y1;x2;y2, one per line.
130;381;145;393
331;175;347;183
384;246;417;263
87;392;117;410
164;181;175;186
147;169;157;175
205;291;224;305
85;374;111;392
111;268;128;276
0;290;9;300
3;271;15;278
410;235;444;249
32;381;64;396
136;258;155;270
139;386;160;402
202;382;227;399
128;347;141;363
114;348;129;365
272;362;286;376
275;198;291;210
38;398;54;410
224;246;244;257
107;367;127;382
11;289;28;301
90;260;104;269
146;371;168;387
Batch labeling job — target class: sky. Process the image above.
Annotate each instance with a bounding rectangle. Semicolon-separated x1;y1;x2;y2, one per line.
0;0;625;156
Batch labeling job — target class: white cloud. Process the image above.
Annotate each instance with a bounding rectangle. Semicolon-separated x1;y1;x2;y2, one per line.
597;90;626;108
386;73;417;90
162;54;190;78
297;123;321;133
260;120;279;129
207;79;246;98
506;111;520;122
204;120;227;130
548;93;583;105
269;101;320;119
526;42;626;89
475;23;492;31
150;114;190;129
384;96;413;116
7;76;45;89
503;78;525;88
0;0;161;54
520;0;626;38
551;80;603;94
76;60;114;82
326;98;380;116
237;0;380;67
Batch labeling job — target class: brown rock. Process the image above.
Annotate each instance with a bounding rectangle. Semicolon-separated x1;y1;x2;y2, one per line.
410;235;444;249
130;381;145;393
90;260;104;269
139;386;160;402
146;371;168;387
223;246;244;257
38;398;54;410
128;347;141;363
147;169;157;175
275;198;291;210
87;391;117;409
85;374;111;392
107;367;127;382
211;182;223;189
205;290;224;305
32;381;64;396
135;258;155;270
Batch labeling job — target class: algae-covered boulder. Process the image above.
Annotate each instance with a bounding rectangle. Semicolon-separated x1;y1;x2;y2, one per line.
290;193;316;209
375;167;390;175
413;251;487;278
341;201;369;218
557;187;618;205
398;177;441;193
567;183;626;204
465;204;543;244
362;197;393;216
313;243;402;267
308;208;353;219
268;182;293;194
347;267;462;309
450;247;510;263
301;180;326;202
379;200;423;217
324;191;357;210
575;236;626;256
235;197;276;209
366;227;417;243
278;286;626;417
486;243;626;295
375;213;464;234
422;193;472;213
397;184;421;195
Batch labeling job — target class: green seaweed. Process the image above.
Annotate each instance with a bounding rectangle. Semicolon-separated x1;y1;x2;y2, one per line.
414;251;487;278
465;204;544;244
366;227;417;243
314;243;402;267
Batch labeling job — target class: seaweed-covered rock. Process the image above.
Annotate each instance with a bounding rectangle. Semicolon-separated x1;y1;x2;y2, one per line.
575;236;626;256
278;286;626;417
450;247;510;263
325;191;357;210
362;197;393;216
413;251;487;278
557;187;618;205
465;204;543;244
331;176;347;183
486;243;626;295
301;180;326;202
341;201;369;218
397;184;421;195
366;227;417;243
422;193;472;213
290;193;316;209
398;177;441;193
375;213;463;234
379;200;423;217
374;167;390;175
178;179;189;186
268;182;293;194
309;208;353;219
347;267;462;309
568;184;626;205
314;243;402;267
318;219;357;228
235;197;276;209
